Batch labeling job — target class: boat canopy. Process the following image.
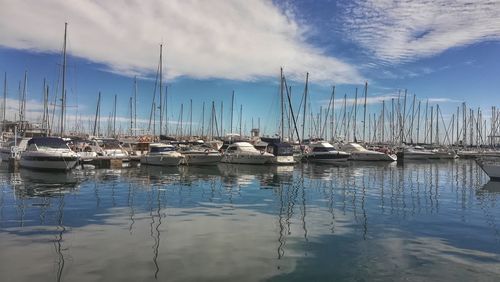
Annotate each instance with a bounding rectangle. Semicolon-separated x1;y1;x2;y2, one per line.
343;143;368;152
149;143;175;153
227;142;259;152
267;142;293;156
28;137;68;149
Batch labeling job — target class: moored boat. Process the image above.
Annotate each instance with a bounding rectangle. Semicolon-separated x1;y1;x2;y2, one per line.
19;137;79;171
398;146;435;160
302;142;350;163
221;142;274;164
339;143;396;161
179;144;222;165
140;143;184;166
260;138;296;165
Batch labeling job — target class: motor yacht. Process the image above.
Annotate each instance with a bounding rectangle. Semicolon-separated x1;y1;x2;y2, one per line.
179;144;222;165
19;137;79;171
339;143;396;161
140;143;184;166
221;142;274;164
399;146;435;160
302;142;350;163
259;138;296;165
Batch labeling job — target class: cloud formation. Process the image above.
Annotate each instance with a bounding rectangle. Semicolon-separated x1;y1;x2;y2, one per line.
342;0;500;64
0;0;362;84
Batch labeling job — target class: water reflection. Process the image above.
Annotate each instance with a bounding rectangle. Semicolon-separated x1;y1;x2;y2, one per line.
0;160;498;281
14;169;79;198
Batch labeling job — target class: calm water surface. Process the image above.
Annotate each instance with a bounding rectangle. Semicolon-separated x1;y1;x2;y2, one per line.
0;160;499;281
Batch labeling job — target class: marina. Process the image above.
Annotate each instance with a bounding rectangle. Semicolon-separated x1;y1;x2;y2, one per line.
2;1;500;281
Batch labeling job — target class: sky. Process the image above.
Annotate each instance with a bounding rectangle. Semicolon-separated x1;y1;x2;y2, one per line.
0;0;499;138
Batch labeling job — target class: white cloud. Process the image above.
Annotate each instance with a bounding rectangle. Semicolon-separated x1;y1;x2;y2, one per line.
320;93;463;110
0;0;362;84
342;0;500;64
332;94;399;108
426;98;463;103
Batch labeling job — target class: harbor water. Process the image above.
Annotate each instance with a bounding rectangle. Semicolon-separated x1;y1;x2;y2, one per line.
0;160;499;281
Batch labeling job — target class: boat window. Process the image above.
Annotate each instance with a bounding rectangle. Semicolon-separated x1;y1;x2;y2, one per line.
150;146;174;153
102;140;121;149
312;147;335;152
277;146;293;156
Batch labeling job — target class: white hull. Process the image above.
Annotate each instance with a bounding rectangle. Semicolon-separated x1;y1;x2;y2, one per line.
349;152;396;161
431;152;458;159
307;158;348;164
303;151;350;163
221;154;273;164
272;155;296;165
20;151;79;171
140;155;183;166
77;151;98;162
402;152;435;160
182;153;222;165
19;159;79;170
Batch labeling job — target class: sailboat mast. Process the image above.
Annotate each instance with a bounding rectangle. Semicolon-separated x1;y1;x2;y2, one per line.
302;72;309;142
20;71;27;130
165;85;168;136
93;92;101;137
239;104;243;137
201;101;205;138
134;77;137;136
381;100;385;143
353;87;358;141
362;82;368;142
230;90;234;135
220;101;223;137
159;44;163;137
189;99;192;137
2;73;6;133
60;22;68;136
129;97;133;136
113;94;117;137
280;67;284;142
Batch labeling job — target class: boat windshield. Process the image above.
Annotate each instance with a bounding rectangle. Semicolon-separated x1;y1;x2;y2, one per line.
276;146;293;156
28;137;68;149
312;147;336;153
102;140;122;149
150;146;174;153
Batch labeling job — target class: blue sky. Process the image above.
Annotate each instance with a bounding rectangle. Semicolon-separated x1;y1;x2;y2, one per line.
0;0;499;137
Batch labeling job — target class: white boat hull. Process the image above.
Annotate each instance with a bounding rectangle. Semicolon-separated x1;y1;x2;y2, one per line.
349;152;396;161
402;152;435;160
140;155;183;166
182;153;222;165
303;152;350;163
20;152;79;171
272;155;296;165
221;154;273;164
431;152;458;159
